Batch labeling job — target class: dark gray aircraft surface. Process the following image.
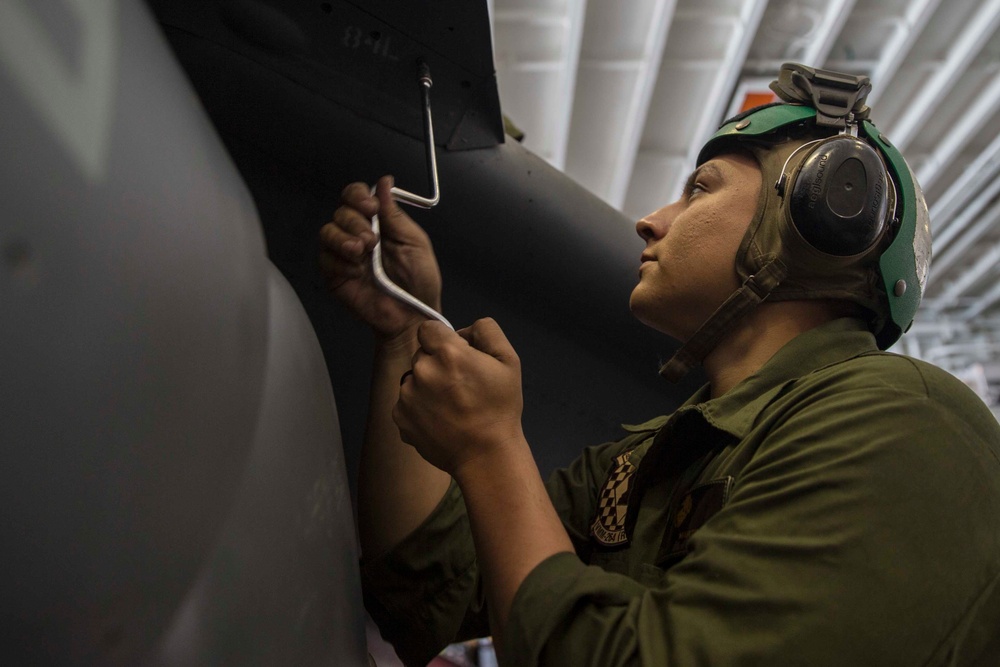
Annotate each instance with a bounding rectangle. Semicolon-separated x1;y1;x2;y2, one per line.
1;0;694;663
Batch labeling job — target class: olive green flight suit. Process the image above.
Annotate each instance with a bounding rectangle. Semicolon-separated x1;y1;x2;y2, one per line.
363;319;1000;666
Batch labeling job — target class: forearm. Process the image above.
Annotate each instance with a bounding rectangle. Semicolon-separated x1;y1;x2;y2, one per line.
358;329;452;559
452;438;575;651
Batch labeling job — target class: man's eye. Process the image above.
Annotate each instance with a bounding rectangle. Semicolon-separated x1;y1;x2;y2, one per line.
687;182;706;199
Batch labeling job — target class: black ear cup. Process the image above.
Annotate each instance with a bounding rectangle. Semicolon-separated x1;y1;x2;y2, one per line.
787;137;889;256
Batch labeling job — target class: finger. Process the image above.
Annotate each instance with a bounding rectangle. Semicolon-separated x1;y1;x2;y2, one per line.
409;344;441;386
390;399;411;444
416;320;463;355
318;247;367;284
375;176;426;244
319;221;374;260
340;181;379;217
330;206;378;245
462;318;518;363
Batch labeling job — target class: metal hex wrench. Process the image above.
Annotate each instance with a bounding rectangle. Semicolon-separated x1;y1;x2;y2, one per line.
370;60;453;330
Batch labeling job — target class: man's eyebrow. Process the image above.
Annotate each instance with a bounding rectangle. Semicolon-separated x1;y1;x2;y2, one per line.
683;162;724;192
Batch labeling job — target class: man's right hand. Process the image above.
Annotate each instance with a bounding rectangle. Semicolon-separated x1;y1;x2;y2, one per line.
319;175;443;341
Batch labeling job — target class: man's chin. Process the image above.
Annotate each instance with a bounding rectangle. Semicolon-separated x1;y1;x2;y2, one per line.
628;294;655;329
628;295;690;341
627;290;642;318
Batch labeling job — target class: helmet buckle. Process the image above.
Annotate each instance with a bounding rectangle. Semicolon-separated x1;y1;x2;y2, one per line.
769;62;872;129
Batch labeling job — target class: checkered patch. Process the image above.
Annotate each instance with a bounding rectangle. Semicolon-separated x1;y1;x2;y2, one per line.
590;451;637;547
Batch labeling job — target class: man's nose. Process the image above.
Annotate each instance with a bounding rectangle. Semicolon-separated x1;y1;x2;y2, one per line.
635;205;673;242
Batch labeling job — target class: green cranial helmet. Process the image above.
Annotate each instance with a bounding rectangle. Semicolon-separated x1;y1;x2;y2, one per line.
660;63;931;382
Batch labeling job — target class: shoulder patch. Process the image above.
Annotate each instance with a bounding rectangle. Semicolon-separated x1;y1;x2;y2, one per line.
590;451;638;548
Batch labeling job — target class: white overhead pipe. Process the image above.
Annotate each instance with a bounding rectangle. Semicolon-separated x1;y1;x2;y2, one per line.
887;0;1000;151
927;180;1000;279
915;68;1000;191
866;0;943;106
929;129;1000;240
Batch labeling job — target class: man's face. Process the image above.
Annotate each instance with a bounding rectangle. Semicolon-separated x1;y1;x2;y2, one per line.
629;150;762;341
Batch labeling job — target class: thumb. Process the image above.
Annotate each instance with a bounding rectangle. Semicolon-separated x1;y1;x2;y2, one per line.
460;318;518;363
375;175;421;241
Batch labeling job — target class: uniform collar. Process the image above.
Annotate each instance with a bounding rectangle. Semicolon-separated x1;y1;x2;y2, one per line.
676;317;878;440
625;318;877;542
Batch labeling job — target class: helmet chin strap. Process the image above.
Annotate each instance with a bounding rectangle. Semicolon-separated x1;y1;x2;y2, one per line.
659;257;788;383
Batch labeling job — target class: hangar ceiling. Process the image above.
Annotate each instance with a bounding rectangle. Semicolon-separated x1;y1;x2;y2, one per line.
488;0;1000;416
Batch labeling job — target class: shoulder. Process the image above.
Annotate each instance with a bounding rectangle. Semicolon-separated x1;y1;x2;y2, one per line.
794;350;996;426
800;348;951;393
762;350;1000;481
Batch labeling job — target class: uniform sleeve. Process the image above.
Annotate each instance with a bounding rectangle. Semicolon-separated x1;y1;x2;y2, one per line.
361;428;657;666
502;368;1000;666
361;480;485;667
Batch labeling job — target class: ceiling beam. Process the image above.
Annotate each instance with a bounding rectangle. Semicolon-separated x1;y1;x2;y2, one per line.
963;276;1000;320
491;3;585;168
743;0;855;75
909;317;1000;337
602;0;677;208
677;0;771;197
922;341;1000;366
930;129;1000;240
916;68;1000;191
550;0;587;171
669;0;851;201
887;0;1000;151
654;0;770;204
866;0;943;106
926;180;1000;281
797;0;857;67
929;220;1000;310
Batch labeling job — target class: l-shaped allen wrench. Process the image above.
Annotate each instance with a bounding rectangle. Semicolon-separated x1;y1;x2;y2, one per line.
370;60;454;330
